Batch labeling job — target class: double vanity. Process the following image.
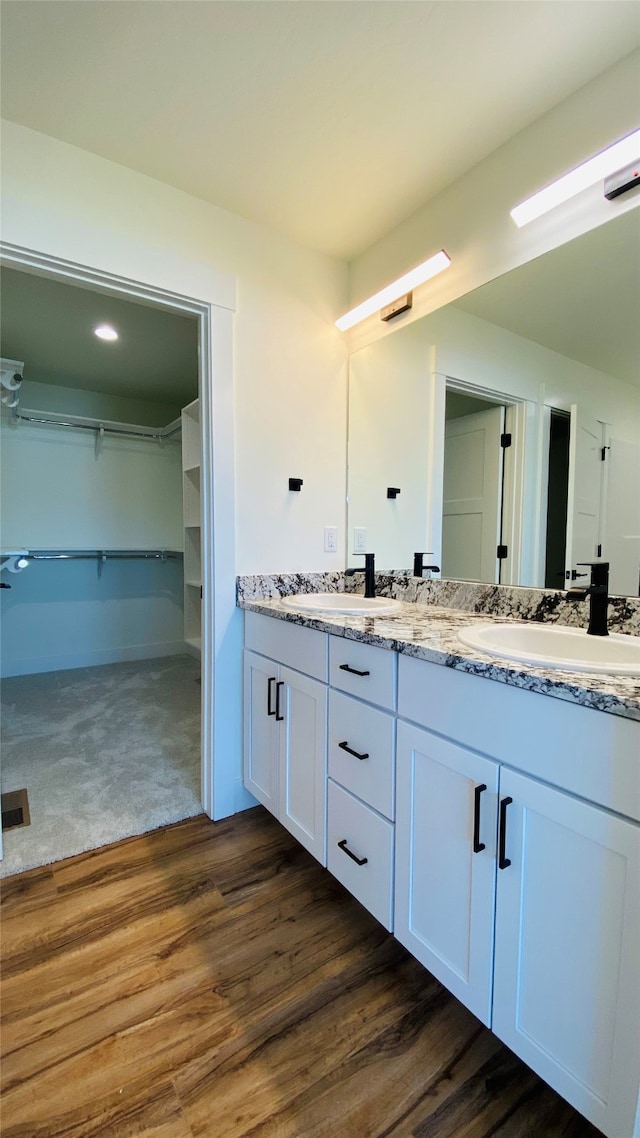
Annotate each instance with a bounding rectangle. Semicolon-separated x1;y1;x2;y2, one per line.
239;578;640;1138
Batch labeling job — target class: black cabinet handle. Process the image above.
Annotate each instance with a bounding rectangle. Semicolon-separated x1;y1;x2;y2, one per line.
498;796;513;869
473;783;487;853
267;676;277;716
339;664;371;677
338;741;369;761
275;681;285;722
337;839;368;866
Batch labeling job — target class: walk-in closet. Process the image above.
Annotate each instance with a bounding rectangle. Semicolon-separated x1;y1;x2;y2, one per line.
0;267;204;876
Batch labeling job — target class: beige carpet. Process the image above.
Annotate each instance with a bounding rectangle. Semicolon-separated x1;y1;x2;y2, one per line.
0;655;202;877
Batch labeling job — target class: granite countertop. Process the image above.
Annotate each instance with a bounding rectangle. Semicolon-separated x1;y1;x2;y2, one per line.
239;595;640;723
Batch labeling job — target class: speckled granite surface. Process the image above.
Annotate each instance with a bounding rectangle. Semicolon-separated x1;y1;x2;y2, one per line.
237;574;640;722
237;572;640;634
237;572;345;602
376;574;640;634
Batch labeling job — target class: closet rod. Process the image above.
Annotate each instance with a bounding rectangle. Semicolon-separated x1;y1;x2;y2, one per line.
23;550;183;561
12;410;181;442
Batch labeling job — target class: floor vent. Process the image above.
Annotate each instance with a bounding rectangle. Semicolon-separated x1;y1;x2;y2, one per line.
1;788;31;832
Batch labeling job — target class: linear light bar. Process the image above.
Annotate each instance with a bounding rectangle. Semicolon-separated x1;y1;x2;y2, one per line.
511;128;640;227
335;250;451;331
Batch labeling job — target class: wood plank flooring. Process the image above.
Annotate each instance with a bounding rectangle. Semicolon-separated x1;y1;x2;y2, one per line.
1;808;601;1138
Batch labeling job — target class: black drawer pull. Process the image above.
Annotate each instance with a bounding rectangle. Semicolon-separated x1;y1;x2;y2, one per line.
275;680;285;722
267;676;277;716
338;839;368;866
339;664;371;677
473;783;487;853
498;796;513;869
338;741;369;761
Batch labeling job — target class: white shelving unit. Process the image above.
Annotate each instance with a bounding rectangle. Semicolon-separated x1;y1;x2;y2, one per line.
181;398;201;656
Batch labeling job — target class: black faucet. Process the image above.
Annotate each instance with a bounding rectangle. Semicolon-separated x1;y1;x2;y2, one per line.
413;552;440;578
566;561;610;636
345;552;376;598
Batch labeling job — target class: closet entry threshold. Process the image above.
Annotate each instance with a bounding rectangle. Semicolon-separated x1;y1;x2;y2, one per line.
1;788;31;832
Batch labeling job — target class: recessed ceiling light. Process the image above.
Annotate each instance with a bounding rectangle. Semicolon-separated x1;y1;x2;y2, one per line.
94;324;119;341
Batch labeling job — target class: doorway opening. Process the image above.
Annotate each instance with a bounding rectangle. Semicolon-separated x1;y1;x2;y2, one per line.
442;387;517;585
0;259;210;876
544;409;570;589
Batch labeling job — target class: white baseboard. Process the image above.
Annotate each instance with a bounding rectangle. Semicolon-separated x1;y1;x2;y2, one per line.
1;641;188;678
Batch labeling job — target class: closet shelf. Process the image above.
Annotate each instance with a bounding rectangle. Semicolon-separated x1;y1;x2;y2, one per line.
11;407;182;443
182;398;202;655
18;549;184;562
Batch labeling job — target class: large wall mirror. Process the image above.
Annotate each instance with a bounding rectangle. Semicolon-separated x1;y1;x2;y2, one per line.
347;210;640;597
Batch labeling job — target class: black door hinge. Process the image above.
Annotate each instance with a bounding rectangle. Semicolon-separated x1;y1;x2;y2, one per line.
500;433;512;448
601;446;610;461
497;545;508;559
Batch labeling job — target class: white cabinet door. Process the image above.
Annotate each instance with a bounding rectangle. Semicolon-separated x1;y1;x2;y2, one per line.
395;721;499;1026
244;650;328;865
493;768;640;1138
279;666;327;864
243;650;279;813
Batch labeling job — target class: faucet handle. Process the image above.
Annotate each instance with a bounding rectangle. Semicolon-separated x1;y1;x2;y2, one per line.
413;552;439;576
576;561;609;587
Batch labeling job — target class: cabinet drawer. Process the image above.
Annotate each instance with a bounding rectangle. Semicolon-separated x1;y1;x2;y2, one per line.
327;779;394;930
329;637;396;710
245;611;327;681
328;690;395;820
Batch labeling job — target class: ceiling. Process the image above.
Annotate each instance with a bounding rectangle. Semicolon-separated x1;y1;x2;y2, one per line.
1;1;639;260
0;268;199;403
453;210;640;387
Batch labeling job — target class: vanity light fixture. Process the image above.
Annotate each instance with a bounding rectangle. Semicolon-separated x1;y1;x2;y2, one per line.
510;128;640;227
94;324;119;341
335;250;451;332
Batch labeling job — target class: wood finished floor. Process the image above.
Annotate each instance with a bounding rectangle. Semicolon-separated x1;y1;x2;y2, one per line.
1;808;601;1138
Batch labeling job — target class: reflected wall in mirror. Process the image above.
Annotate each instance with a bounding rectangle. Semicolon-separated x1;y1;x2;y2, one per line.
347;210;640;596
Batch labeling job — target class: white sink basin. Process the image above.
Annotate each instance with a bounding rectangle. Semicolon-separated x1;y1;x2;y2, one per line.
281;593;402;616
457;622;640;676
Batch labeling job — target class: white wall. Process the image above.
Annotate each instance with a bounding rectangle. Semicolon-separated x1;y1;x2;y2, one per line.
0;119;350;574
0;387;186;675
348;324;435;568
1;559;185;677
346;52;640;352
1;419;183;549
